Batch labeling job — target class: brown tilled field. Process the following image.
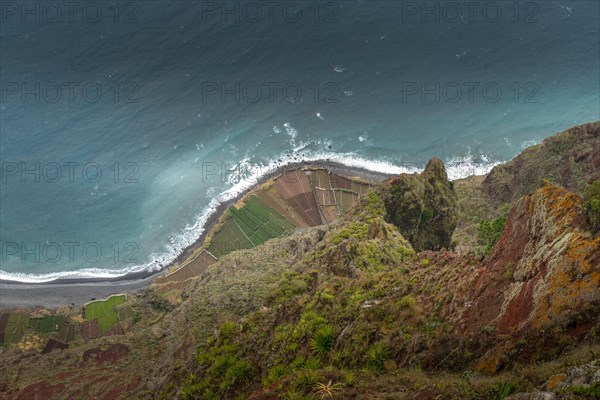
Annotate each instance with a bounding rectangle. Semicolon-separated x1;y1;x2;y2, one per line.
274;170;322;226
256;187;308;228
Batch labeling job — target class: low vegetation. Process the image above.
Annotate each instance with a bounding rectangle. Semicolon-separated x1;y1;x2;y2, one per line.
584;179;600;233
477;215;507;256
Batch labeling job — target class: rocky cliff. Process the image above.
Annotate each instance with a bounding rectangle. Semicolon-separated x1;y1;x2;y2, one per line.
483;121;600;204
461;183;600;372
380;158;458;252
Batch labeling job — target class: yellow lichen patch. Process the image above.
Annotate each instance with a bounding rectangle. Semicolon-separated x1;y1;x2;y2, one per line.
546;373;567;391
533;252;600;329
475;344;508;374
532;185;583;236
565;235;600;274
16;333;45;353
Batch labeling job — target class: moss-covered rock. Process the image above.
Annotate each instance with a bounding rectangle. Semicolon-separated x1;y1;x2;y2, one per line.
380;158;458;251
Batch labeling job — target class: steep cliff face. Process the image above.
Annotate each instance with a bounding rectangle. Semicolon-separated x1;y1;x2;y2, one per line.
380;158;458;251
462;183;600;370
483;121;600;204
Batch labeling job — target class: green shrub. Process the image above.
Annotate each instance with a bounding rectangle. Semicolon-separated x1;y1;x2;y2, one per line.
494;382;517;399
219;321;237;340
584;179;600;233
295;369;319;389
365;342;391;371
282;389;308;400
264;364;289;386
309;325;335;358
341;370;355;387
303;357;321;371
568;383;600;398
396;295;415;310
477;216;506;255
290;355;306;371
221;359;252;389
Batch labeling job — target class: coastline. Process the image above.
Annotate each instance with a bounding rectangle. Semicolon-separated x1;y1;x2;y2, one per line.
0;160;394;308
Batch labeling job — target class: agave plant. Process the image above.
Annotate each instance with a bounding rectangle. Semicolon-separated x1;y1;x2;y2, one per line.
495;382;517;399
309;325;335;358
283;389;307;400
314;380;342;398
365;342;391;371
295;369;319;389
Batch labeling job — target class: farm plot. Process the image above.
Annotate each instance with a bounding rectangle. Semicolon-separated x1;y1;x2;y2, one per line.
335;189;361;214
59;322;77;342
208;217;255;257
256;187;307;227
330;173;353;190
0;313;9;345
313;188;339;223
3;313;29;345
84;295;126;334
309;169;334;190
230;196;296;246
161;249;218;284
351;181;371;195
116;305;136;322
209;196;296;257
274;170;323;226
28;316;64;334
309;170;354;191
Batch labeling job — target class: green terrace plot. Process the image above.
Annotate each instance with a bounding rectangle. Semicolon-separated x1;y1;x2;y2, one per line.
231;196;296;244
84;295;126;334
208;196;296;257
59;322;77;342
3;313;29;345
335;189;361;214
208;217;255;257
28;316;64;334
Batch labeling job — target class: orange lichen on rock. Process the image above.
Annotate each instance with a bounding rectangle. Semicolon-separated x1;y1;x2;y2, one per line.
545;373;567;391
463;183;599;336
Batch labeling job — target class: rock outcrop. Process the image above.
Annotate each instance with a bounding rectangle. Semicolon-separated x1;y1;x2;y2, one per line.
462;183;600;370
483;121;600;204
380;158;458;251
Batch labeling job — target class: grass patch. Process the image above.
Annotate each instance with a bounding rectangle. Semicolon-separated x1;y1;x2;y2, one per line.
4;313;29;345
84;294;126;334
28;316;64;334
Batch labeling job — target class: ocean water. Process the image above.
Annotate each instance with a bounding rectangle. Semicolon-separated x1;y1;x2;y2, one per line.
1;1;598;282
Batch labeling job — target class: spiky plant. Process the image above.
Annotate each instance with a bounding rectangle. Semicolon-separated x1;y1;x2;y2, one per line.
309;325;335;358
219;321;237;341
283;389;307;400
495;382;517;399
303;357;321;371
295;369;319;389
365;342;391;371
314;380;342;398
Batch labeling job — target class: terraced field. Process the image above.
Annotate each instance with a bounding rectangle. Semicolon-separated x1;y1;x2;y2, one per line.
156;168;373;292
1;312;76;349
28;315;64;334
84;295;126;334
2;313;29;345
274;169;323;226
0;168;377;357
208;195;295;257
207;216;255;257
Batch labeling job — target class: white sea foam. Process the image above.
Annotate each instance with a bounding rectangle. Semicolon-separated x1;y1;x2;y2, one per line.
0;149;501;283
